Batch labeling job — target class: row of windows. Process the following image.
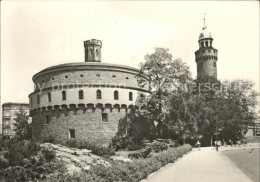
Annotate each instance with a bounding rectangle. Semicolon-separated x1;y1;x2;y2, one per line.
200;41;212;48
34;90;134;105
49;74;130;81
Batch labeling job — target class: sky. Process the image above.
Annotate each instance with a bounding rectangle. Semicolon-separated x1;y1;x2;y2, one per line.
1;1;259;105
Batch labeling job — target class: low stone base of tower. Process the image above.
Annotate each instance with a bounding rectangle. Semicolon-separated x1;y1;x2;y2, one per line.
31;105;131;146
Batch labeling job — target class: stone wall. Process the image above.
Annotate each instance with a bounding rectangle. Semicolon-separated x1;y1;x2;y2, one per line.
31;105;130;146
195;47;218;78
34;70;147;91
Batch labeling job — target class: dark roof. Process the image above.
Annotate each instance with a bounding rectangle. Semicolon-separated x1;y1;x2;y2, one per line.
2;102;29;106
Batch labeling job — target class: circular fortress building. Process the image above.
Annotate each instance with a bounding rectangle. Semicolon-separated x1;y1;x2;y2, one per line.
29;39;149;145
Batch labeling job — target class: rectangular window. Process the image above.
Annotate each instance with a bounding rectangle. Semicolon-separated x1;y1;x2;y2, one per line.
4;111;10;116
213;62;216;67
45;116;50;124
102;113;108;123
37;95;40;104
5;119;10;125
48;93;51;102
69;129;75;139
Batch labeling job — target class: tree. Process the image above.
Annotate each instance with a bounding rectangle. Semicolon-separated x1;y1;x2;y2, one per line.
217;80;258;141
194;79;258;145
13;107;31;140
138;47;192;137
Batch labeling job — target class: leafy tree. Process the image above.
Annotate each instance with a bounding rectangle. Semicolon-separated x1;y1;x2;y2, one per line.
164;92;197;143
13;107;32;140
217;80;258;141
194;79;258;145
193;75;222;100
112;109;156;150
138;47;192;137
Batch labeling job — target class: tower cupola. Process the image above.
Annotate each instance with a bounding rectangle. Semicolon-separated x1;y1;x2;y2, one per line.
84;39;102;62
198;19;214;48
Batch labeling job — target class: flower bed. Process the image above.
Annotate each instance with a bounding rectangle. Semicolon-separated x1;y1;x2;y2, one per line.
46;144;192;182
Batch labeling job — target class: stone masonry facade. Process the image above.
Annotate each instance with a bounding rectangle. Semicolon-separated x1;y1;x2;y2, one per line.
31;104;129;145
29;39;150;146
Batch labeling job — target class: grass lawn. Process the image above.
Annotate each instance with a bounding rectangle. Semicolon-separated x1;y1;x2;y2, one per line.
223;148;260;182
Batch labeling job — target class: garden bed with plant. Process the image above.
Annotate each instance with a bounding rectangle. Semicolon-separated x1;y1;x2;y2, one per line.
45;144;192;182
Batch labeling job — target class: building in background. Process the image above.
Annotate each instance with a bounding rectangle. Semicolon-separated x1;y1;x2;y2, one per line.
195;19;218;78
29;39;150;145
2;102;29;136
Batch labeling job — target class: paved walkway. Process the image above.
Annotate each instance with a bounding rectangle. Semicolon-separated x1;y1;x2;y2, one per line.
142;147;254;182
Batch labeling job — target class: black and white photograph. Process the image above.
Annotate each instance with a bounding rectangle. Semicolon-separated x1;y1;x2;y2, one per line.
0;1;259;181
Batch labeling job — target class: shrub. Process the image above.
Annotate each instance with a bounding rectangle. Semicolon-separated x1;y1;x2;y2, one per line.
111;135;130;150
111;135;143;151
42;148;56;162
0;137;66;181
150;141;168;152
0;153;9;168
127;141;143;151
128;147;151;159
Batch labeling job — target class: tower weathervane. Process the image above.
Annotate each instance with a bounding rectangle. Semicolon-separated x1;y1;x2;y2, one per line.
203;12;207;27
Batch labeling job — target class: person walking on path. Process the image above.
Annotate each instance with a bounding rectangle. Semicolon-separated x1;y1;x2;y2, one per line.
195;140;201;150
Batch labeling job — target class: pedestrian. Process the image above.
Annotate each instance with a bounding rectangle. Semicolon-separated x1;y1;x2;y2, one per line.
223;139;227;146
195;140;201;150
229;139;233;147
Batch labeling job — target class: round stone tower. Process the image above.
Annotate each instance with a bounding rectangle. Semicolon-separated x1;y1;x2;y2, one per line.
84;39;102;62
29;39;150;146
195;19;218;78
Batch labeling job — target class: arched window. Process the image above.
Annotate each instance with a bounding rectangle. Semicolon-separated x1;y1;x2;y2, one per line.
96;49;99;56
97;90;102;99
114;90;119;100
48;92;51;102
210;41;212;47
79;90;84;99
37;95;40;104
30;98;33;106
62;91;66;101
206;41;208;47
129;92;133;101
201;42;204;48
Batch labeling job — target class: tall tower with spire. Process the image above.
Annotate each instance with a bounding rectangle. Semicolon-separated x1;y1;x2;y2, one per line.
195;18;218;78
